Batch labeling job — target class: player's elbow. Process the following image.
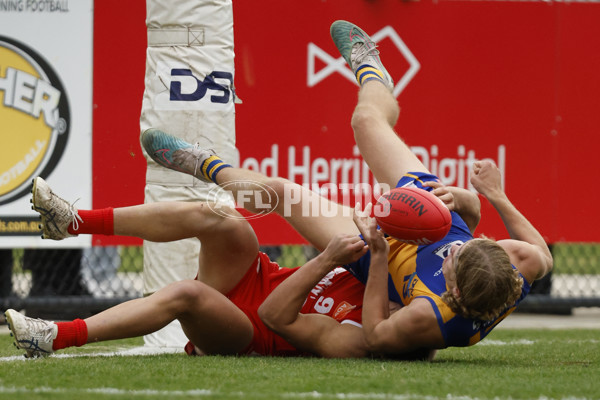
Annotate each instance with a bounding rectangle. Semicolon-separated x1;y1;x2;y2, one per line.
471;199;482;226
533;244;554;281
322;345;369;359
542;250;554;278
456;189;481;233
366;339;397;356
257;303;288;334
257;303;276;330
363;331;391;354
365;340;382;354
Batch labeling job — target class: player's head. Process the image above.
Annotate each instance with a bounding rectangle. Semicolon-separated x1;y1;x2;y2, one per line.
442;238;523;321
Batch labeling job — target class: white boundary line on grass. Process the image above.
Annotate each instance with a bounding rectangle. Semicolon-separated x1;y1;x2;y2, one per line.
477;339;534;346
0;385;594;400
0;346;182;362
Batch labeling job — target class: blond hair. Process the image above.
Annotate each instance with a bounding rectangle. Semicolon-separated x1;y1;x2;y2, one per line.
441;239;523;321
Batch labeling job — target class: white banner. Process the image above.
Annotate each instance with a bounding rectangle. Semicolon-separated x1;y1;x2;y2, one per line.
0;0;92;248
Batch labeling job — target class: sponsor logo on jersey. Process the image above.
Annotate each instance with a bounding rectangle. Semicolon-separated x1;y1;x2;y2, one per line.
0;36;70;205
433;240;464;260
402;271;419;299
333;301;356;320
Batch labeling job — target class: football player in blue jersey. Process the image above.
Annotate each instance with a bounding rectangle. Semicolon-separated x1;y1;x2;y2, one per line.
327;20;552;352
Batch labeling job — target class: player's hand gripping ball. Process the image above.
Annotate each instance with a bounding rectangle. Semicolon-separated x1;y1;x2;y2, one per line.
374;187;452;245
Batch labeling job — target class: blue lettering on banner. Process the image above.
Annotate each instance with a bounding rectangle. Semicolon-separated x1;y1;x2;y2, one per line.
170;69;232;104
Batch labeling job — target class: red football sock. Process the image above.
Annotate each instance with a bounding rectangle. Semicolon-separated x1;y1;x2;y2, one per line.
53;319;88;350
68;208;114;235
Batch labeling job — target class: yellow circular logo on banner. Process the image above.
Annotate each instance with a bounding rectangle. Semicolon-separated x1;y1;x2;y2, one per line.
0;36;70;205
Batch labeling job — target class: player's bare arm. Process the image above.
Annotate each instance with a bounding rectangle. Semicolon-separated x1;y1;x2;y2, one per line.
351;205;441;356
424;181;481;234
258;233;368;358
470;160;553;283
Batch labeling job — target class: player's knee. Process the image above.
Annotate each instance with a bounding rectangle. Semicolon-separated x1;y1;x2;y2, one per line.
223;217;259;254
186;202;257;252
217;215;254;246
351;103;380;134
351;102;398;133
164;280;207;313
190;202;243;231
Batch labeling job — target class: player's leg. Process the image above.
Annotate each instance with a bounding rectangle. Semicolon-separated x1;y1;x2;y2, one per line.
84;280;253;355
217;168;359;251
351;82;428;187
141;129;359;250
5;281;253;358
116;201;259;294
330;20;429;188
32;177;259;294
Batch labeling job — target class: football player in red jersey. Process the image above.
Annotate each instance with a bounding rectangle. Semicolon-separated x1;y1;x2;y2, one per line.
6;176;373;359
7;176;437;361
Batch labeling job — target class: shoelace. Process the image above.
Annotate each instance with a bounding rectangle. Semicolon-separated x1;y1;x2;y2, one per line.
41;190;84;235
353;41;380;65
25;317;55;343
192;142;202;176
68;198;83;232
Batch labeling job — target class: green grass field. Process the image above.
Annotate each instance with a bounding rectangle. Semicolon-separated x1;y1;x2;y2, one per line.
0;329;598;400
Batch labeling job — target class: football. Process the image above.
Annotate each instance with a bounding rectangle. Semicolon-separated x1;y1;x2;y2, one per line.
374;187;452;245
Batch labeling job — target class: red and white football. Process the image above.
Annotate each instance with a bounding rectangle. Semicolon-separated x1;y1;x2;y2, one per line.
374;187;452;245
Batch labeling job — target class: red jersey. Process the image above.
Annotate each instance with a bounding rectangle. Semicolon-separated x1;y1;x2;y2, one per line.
187;252;365;356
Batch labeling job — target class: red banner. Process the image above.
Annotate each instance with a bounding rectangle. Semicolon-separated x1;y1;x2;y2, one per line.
93;0;600;245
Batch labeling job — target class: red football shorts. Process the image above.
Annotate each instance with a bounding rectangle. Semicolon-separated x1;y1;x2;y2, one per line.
186;251;365;356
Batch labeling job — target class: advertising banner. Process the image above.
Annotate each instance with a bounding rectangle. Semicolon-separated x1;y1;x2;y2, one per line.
11;0;599;246
0;0;93;247
230;0;600;244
